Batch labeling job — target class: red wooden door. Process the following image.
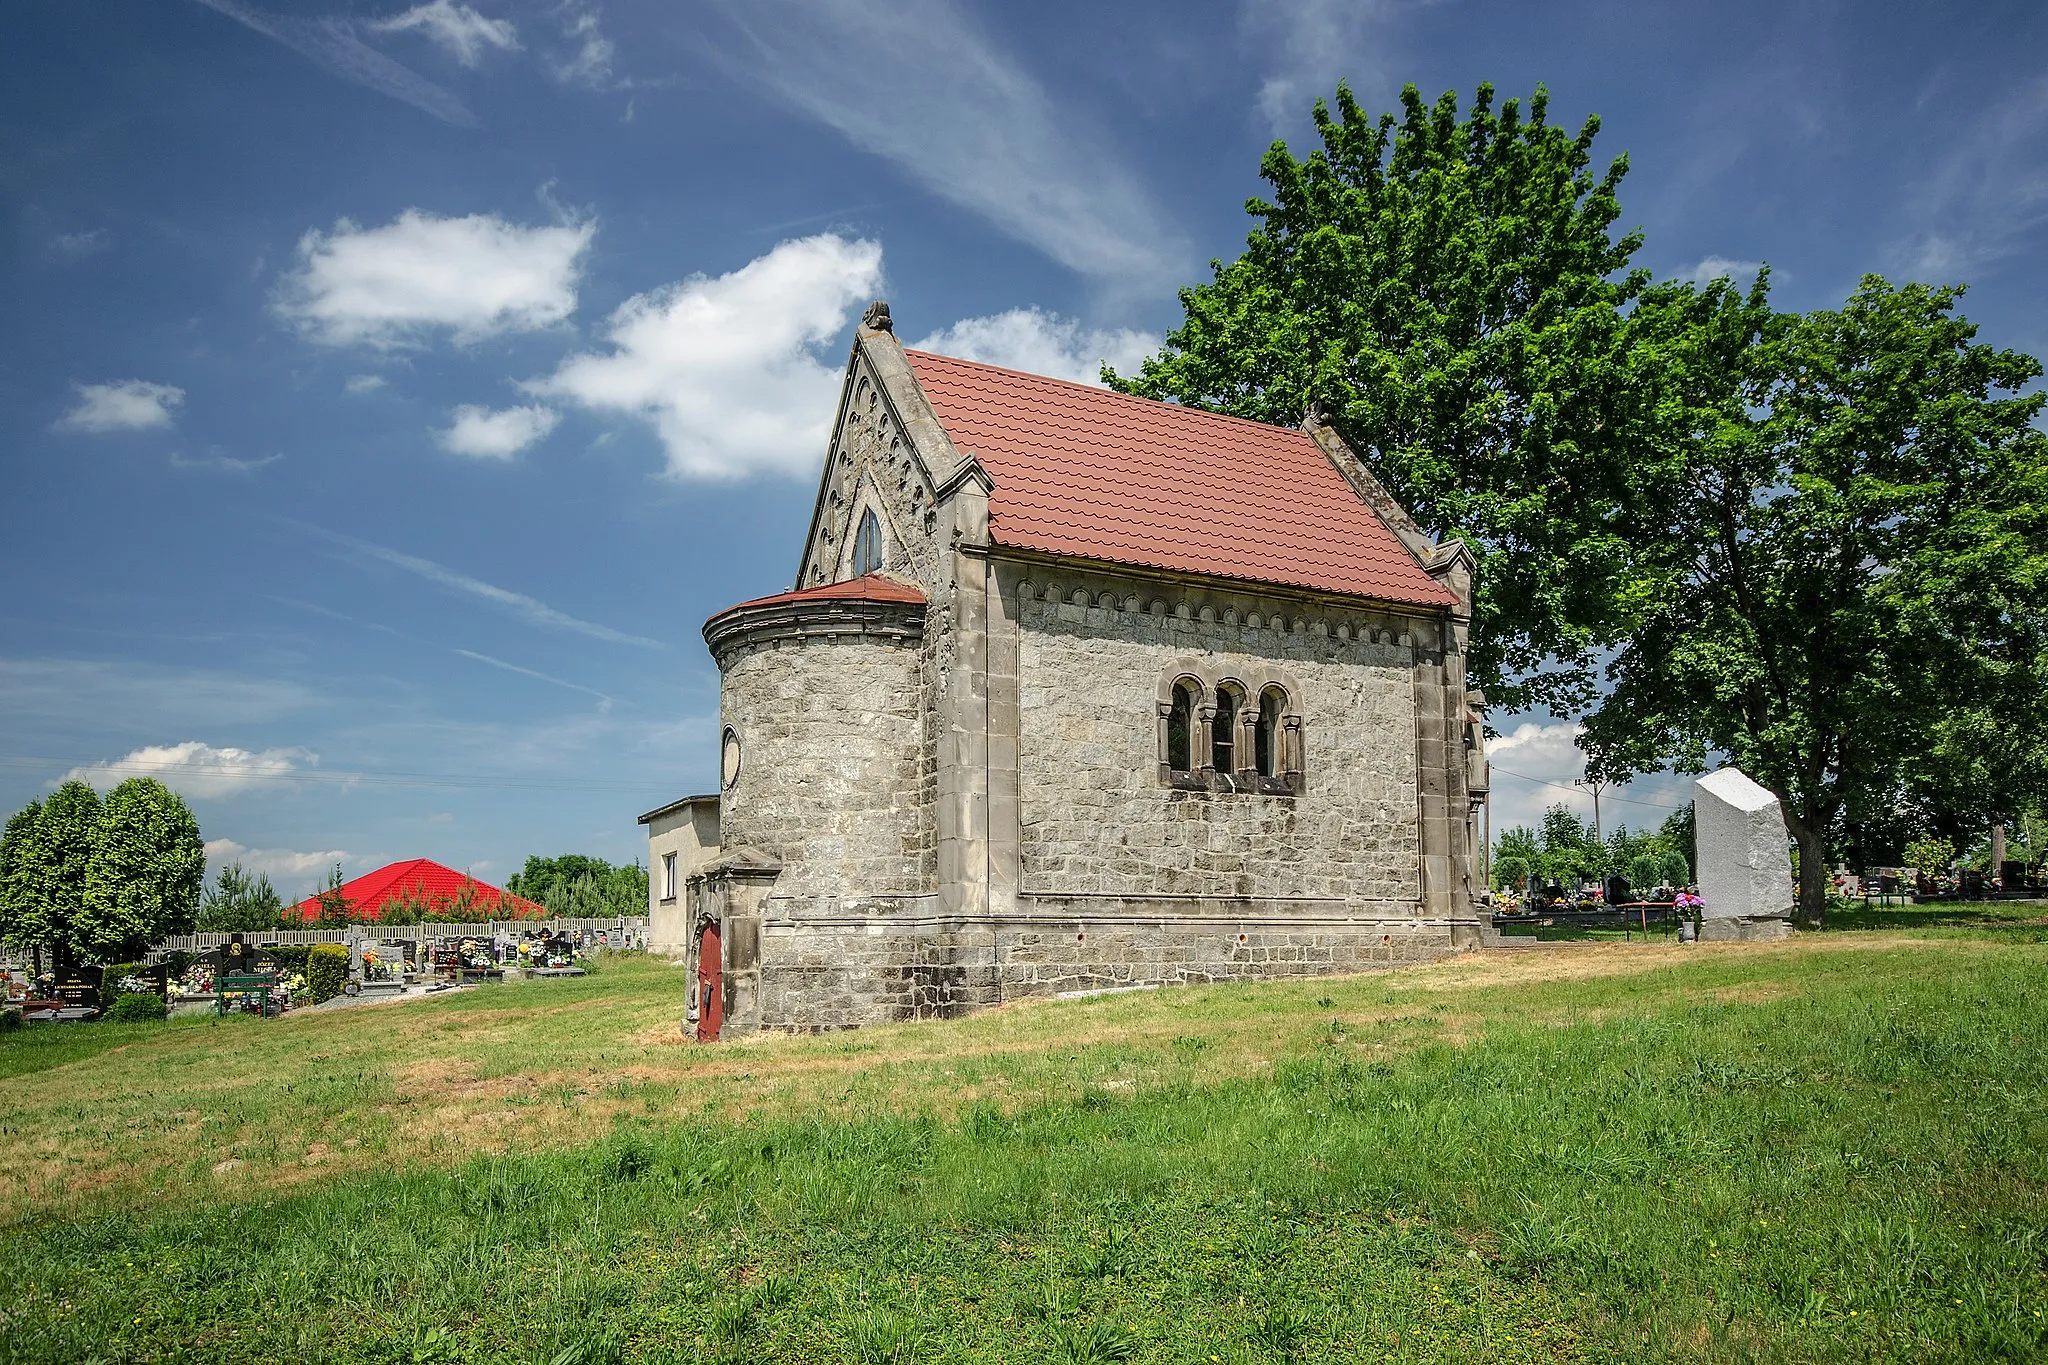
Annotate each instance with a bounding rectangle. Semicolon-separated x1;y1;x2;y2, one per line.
695;921;722;1042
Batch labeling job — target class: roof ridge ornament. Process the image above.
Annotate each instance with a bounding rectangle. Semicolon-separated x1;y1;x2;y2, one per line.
861;299;893;333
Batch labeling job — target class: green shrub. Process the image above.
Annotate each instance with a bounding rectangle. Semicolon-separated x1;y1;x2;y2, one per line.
305;944;349;1004
266;945;310;975
1493;855;1529;892
1627;854;1664;893
103;992;167;1023
1659;850;1692;889
0;1007;20;1032
96;962;148;1013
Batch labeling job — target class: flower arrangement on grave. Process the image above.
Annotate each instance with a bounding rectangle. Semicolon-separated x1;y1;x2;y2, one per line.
117;973;156;996
468;952;493;969
180;963;215;996
360;947;394;982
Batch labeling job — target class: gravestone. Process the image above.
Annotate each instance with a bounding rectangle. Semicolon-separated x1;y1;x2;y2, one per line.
53;964;102;1011
1693;767;1795;941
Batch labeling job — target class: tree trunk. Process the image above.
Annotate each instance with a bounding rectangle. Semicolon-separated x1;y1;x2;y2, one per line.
1792;825;1829;925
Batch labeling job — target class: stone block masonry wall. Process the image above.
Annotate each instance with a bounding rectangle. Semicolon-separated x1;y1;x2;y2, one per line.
754;909;1458;1031
1011;566;1424;909
718;633;933;898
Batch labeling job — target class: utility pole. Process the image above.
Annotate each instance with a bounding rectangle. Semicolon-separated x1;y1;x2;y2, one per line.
1574;776;1607;844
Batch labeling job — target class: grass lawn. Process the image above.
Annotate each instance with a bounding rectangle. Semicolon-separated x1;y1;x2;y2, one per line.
1;917;2044;1363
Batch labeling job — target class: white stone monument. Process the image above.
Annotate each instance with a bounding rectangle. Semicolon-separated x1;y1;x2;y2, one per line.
1693;767;1796;940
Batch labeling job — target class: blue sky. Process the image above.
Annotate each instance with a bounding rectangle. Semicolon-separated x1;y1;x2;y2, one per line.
4;0;2045;894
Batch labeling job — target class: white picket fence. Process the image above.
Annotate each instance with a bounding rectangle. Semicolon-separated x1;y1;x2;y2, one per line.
152;917;650;956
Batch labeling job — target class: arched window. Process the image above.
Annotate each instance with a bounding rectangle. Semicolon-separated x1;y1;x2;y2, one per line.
1212;686;1240;773
1256;686;1286;777
1166;680;1198;771
851;508;883;576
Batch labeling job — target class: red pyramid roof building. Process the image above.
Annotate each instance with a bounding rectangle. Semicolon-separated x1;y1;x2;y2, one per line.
289;858;545;923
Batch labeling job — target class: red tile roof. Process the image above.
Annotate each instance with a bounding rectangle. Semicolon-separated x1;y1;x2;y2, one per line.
903;350;1456;608
288;859;545;924
714;573;926;616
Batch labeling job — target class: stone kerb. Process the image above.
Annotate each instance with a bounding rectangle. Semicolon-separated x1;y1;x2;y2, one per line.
1694;766;1796;941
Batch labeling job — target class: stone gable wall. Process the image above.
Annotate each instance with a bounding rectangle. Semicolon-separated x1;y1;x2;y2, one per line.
1008;566;1424;909
716;632;933;899
798;357;947;595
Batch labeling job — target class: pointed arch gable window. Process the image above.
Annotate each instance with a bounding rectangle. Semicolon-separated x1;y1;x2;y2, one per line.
851;508;884;576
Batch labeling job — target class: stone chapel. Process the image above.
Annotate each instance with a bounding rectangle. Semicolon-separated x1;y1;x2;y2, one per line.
648;301;1489;1037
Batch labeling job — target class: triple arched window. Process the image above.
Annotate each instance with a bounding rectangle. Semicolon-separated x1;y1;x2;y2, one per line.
1158;669;1303;794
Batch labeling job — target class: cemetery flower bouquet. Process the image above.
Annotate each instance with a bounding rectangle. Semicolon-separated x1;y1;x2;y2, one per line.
468;953;493;969
361;948;394;982
117;974;155;996
180;964;215;996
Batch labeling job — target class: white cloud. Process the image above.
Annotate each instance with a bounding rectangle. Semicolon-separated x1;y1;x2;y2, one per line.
369;0;518;66
1484;719;1695;843
913;308;1159;387
534;232;882;479
51;229;109;260
204;838;351;886
193;0;475;126
345;373;388;394
438;403;559;458
277;209;594;348
707;0;1184;288
56;379;185;433
64;741;317;799
301;524;664;646
1241;0;1403;132
1680;256;1765;287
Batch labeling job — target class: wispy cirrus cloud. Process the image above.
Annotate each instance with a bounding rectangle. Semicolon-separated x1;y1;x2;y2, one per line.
1898;69;2048;278
190;0;476;126
278;209;594;348
369;0;519;67
170;450;285;474
56;379;184;433
64;740;316;798
1240;0;1407;132
703;0;1185;288
453;649;613;709
301;525;663;647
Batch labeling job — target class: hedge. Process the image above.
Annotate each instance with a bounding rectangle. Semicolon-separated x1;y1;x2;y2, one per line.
305;944;349;1004
104;993;167;1023
97;962;148;1013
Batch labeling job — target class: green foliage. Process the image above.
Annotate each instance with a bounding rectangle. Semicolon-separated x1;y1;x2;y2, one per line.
312;865;354;928
96;962;147;1013
1904;835;1957;875
102;992;166;1024
0;1007;19;1032
1584;275;2048;921
506;855;648;921
14;781;102;963
1659;850;1693;890
1626;854;1663;892
1112;81;1650;713
76;779;205;960
1491;854;1530;891
304;943;349;1003
0;799;42;953
266;945;310;976
1660;803;1696;875
197;863;286;933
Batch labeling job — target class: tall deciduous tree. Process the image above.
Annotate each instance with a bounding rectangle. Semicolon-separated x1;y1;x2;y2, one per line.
25;781;102;967
1110;81;1652;712
77;778;205;959
0;799;43;954
1584;275;2048;921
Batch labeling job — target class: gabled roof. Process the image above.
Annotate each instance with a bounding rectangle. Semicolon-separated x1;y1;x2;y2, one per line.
288;858;544;923
901;349;1456;608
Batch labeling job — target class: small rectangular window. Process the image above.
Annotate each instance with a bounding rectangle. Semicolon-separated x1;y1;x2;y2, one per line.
662;851;677;901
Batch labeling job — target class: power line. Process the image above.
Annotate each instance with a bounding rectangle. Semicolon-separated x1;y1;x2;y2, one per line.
1489;763;1686;812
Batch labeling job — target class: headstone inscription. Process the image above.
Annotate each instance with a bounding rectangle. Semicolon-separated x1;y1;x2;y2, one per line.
1693;767;1795;941
2000;861;2028;892
54;964;102;1010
